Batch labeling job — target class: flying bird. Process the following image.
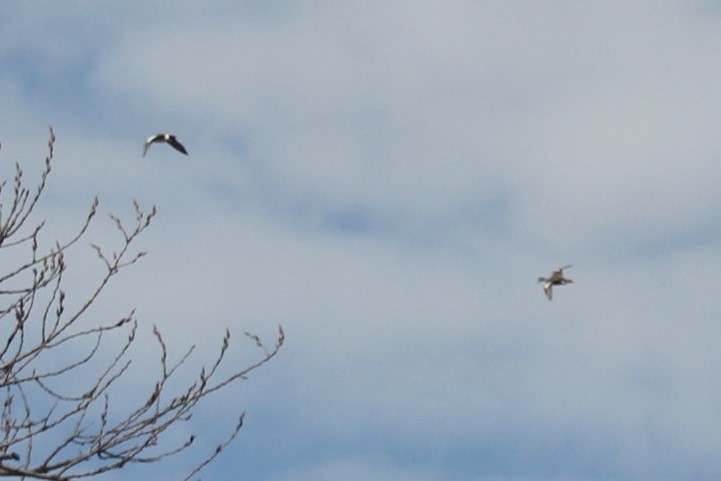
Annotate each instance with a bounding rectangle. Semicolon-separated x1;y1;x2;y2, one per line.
143;134;188;157
537;265;573;301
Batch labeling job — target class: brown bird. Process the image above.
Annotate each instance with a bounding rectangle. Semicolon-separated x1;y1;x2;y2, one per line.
143;133;188;157
538;265;573;300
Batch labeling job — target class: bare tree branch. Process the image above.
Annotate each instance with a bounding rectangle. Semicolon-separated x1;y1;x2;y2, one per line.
0;128;284;480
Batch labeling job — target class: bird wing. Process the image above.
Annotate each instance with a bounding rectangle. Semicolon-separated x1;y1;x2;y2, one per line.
143;134;163;157
543;282;553;300
167;136;188;155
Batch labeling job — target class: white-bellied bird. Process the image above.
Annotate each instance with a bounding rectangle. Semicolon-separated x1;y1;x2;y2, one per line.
143;134;188;157
537;265;573;300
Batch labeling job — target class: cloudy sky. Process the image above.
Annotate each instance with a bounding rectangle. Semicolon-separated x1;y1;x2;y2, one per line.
3;1;721;480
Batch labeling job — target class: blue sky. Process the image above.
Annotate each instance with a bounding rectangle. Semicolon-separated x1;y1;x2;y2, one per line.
4;1;721;480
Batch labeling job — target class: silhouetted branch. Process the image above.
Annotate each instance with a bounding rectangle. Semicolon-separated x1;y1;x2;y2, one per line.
0;128;284;480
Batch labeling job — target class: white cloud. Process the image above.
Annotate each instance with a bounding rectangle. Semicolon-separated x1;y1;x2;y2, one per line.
267;455;442;481
4;1;721;480
86;1;721;253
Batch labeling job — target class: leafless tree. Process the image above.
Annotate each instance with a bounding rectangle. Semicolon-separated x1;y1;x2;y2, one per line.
0;128;284;480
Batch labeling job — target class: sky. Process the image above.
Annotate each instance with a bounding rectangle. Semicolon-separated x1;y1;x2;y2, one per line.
3;1;721;480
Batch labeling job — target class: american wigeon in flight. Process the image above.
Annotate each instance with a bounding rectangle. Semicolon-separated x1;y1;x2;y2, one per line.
538;265;573;301
143;133;188;157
